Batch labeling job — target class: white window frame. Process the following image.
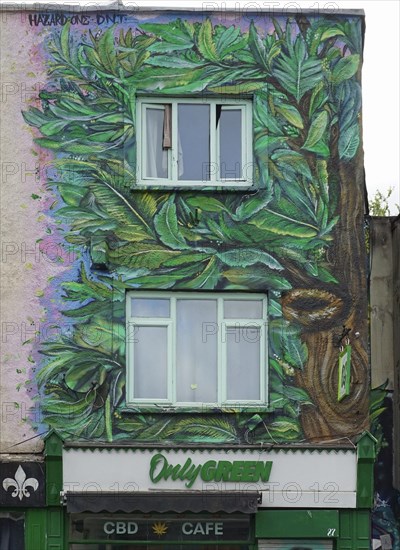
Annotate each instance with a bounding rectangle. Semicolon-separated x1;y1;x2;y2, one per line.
126;292;268;409
136;97;253;188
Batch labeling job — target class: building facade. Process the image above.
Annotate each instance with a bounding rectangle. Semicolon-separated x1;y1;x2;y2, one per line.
0;6;377;549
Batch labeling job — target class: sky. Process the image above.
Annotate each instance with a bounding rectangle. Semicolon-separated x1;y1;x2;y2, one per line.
1;0;399;213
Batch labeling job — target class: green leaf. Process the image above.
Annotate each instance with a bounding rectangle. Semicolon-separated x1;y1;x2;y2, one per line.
162;252;212;268
338;123;360;160
74;319;125;356
141;20;194;50
131;66;205;92
302;110;329;150
269;392;288;409
34;137;109;154
217;248;283;270
22;107;50;128
283;386;313;404
61;300;111;319
331;54;360;85
56;184;86;206
283;335;308;370
97;26;118;73
65;363;108;393
321;27;345;41
275;103;304;129
268;416;301;437
216;26;245;58
271;149;313;180
164;417;237;443
40;119;70;136
186;196;228;214
248;21;268;70
234;192;273;221
272;36;322;102
60;21;71;61
301;139;330;158
178;258;219;290
108;243;180;270
223;267;291;290
197;19;219;62
308;81;328;118
250;209;319;238
208;82;265;94
154;197;189;250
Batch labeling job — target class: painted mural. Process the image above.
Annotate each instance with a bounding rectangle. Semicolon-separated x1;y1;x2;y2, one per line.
15;10;369;444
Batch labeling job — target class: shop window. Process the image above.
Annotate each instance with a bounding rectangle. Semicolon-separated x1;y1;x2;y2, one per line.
0;512;25;550
69;513;253;548
136;97;253;188
126;292;268;408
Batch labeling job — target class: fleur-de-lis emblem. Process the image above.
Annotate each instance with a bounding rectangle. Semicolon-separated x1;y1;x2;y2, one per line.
3;465;39;500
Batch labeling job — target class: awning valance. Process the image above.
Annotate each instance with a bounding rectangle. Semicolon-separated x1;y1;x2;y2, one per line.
65;491;261;514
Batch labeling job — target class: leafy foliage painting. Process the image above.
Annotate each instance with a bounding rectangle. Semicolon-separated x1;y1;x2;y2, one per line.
23;12;366;442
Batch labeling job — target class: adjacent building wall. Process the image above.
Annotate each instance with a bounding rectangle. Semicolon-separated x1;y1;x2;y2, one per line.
370;217;395;390
392;217;400;490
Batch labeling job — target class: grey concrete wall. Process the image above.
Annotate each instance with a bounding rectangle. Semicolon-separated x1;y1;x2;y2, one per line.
392;217;400;488
370;217;396;389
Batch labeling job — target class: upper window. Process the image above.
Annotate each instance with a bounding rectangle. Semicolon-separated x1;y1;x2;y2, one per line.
136;98;253;188
126;292;268;409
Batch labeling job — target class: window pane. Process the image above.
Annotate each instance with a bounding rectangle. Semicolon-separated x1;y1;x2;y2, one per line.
134;326;168;399
131;298;170;318
226;327;260;400
176;299;217;403
219;109;242;179
178;104;210;181
224;299;263;319
146;107;168;178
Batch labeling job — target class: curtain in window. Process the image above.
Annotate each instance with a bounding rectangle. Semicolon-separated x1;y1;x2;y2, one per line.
0;514;25;550
146;107;168;178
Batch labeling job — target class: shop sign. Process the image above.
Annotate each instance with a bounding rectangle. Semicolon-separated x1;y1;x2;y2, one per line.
149;452;273;488
70;515;250;542
0;462;45;507
63;447;358;507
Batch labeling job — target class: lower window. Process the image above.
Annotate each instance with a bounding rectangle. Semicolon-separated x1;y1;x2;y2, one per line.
126;292;268;408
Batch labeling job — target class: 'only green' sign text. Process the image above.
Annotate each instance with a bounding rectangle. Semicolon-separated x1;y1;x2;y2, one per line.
149;453;273;488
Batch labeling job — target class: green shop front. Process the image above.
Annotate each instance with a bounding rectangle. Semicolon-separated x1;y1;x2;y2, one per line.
14;432;374;550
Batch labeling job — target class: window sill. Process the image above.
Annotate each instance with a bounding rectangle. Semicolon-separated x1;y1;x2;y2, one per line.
122;404;273;414
130;180;257;192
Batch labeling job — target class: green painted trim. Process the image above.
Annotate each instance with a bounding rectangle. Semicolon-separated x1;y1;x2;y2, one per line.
45;430;64;507
25;508;46;550
44;430;64;457
337;510;370;550
255;510;339;538
255;509;370;548
26;507;65;550
356;431;376;508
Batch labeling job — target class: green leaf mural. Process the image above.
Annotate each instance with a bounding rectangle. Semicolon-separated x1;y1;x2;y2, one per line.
23;13;364;443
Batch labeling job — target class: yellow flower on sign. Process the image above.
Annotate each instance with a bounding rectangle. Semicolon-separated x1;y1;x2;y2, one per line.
152;522;168;537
